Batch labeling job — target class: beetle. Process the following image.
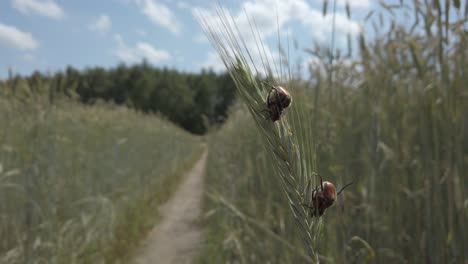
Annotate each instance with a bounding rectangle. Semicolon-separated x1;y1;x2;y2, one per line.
261;81;292;122
302;175;353;217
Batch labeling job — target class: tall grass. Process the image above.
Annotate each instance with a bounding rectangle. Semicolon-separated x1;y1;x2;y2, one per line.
0;78;204;263
199;1;467;263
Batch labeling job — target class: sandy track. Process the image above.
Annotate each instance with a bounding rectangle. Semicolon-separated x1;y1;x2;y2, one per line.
131;151;207;264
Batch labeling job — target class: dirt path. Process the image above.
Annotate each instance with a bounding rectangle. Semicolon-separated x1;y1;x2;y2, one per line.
132;151;207;264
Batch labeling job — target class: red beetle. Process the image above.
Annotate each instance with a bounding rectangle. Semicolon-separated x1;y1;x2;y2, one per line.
303;176;353;217
261;81;292;122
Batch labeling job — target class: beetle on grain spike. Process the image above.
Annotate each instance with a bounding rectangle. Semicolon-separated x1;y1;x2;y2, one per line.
302;175;353;217
260;81;292;122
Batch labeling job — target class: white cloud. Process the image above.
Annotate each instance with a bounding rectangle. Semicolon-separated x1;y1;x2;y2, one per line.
89;14;112;33
115;34;138;62
196;0;361;41
194;0;362;75
200;51;224;72
136;42;171;62
0;23;39;50
114;34;170;64
135;0;181;35
12;0;65;20
336;0;372;9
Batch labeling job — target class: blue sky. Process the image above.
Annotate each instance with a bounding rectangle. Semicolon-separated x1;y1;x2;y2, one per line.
0;0;374;78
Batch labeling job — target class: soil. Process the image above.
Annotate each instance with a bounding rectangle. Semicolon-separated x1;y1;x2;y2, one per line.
131;151;207;264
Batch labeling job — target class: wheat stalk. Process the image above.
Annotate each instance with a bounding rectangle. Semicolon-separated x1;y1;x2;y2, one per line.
197;6;322;261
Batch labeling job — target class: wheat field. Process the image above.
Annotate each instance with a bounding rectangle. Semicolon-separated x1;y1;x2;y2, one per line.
0;1;466;263
0;79;203;263
197;1;467;263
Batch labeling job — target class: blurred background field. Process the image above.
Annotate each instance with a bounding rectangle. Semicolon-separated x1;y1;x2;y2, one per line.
197;1;468;263
0;80;203;263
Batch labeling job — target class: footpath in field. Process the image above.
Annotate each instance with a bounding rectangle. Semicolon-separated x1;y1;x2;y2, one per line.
132;150;207;264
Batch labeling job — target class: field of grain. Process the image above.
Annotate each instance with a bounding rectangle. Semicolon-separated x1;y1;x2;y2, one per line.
197;1;467;263
0;80;203;263
0;1;466;264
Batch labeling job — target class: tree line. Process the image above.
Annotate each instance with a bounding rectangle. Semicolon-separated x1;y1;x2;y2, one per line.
4;62;237;134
